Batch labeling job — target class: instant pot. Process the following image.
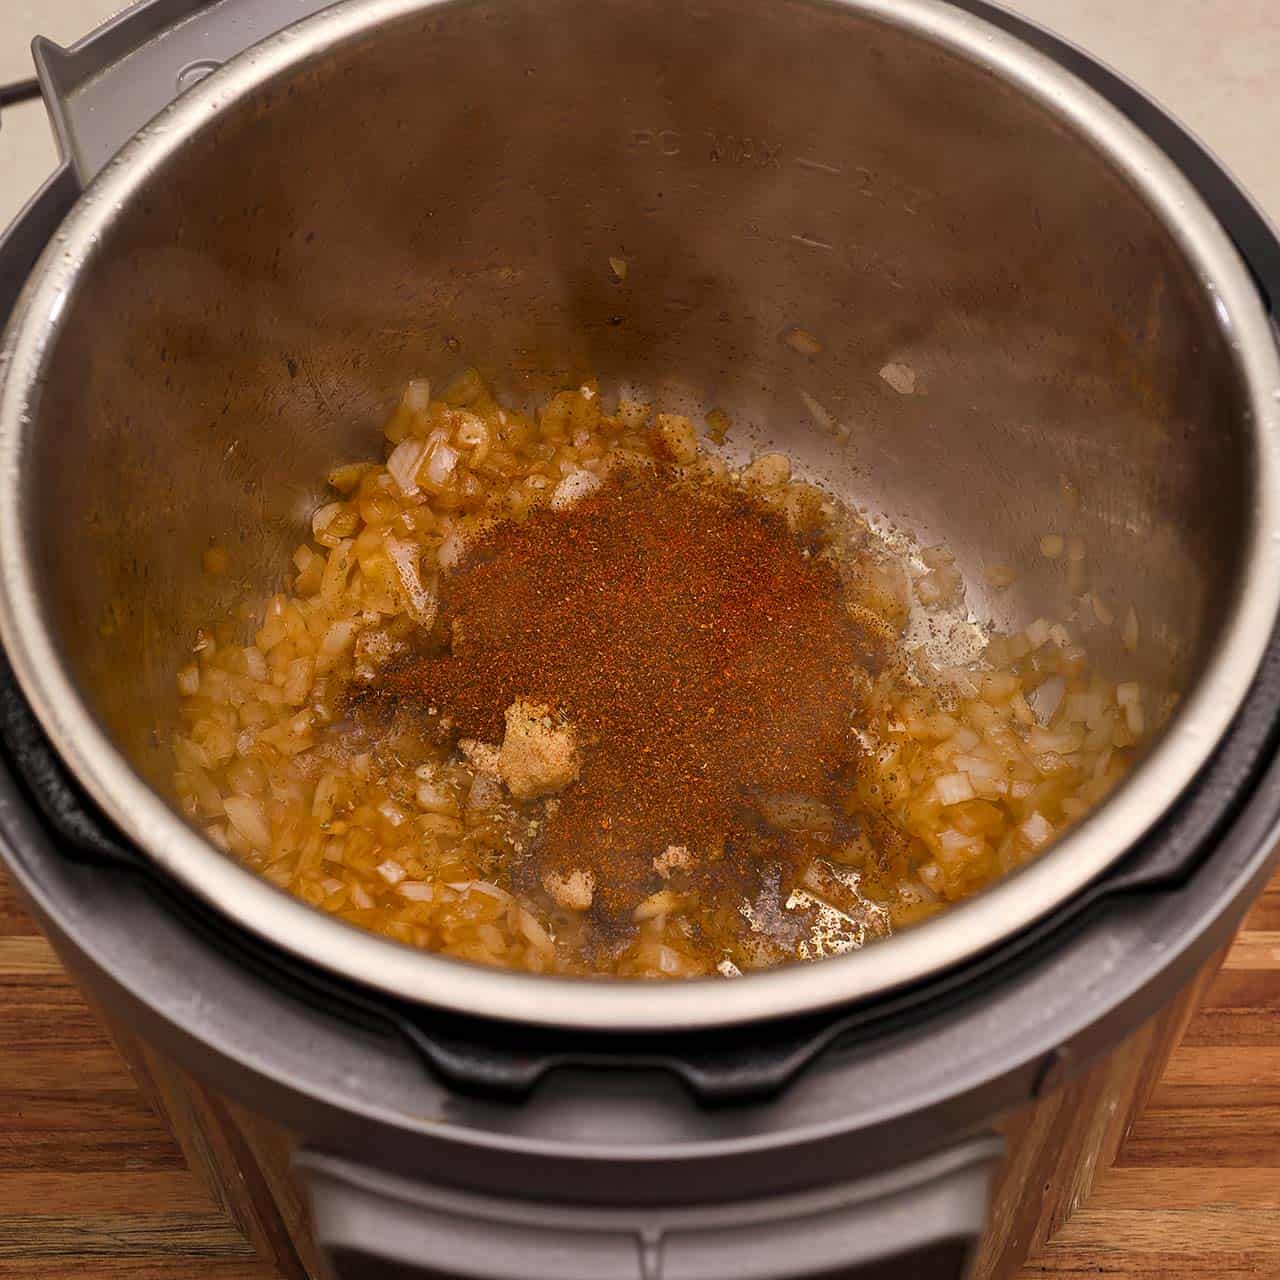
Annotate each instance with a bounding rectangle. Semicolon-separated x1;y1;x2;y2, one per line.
3;1;1280;1276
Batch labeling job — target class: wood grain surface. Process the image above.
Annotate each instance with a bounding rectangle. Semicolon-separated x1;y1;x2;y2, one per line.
2;865;1277;1279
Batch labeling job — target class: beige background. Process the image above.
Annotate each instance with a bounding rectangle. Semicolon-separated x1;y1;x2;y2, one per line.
2;1;1279;233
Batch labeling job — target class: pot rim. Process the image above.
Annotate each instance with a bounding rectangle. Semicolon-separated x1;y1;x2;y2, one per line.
3;0;1279;1032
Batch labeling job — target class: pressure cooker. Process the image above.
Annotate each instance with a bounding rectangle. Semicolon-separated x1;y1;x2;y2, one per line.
3;0;1280;1276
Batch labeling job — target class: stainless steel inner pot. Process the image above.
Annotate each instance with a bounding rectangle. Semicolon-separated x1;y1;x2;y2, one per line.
2;0;1278;1030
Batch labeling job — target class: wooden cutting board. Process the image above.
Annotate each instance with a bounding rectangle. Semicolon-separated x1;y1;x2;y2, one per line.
2;865;1278;1279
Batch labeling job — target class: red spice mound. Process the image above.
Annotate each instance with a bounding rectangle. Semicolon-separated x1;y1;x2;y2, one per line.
381;465;885;926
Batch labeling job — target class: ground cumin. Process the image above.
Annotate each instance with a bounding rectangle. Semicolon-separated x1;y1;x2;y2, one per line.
377;465;885;935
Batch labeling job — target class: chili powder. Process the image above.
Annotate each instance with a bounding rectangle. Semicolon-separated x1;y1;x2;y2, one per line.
378;465;887;936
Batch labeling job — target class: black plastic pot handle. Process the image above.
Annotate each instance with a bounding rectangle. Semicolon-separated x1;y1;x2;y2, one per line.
298;1135;1003;1280
32;0;336;190
0;653;144;871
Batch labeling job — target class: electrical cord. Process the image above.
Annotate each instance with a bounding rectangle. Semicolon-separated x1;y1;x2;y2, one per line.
0;78;42;121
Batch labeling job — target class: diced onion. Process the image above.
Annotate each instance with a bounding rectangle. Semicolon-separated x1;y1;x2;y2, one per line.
551;469;602;510
800;390;846;441
952;754;1003;780
879;361;916;394
378;801;409;828
387;438;427;496
935;773;976;806
634;889;683;921
423;437;461;491
403;378;431;413
1064;692;1105;725
386;538;439;628
1027;727;1083;754
243;647;267;682
1020;812;1054;848
312;501;345;540
376;859;406;885
1116;682;1141;708
415;780;455;813
467;774;504;811
1030;676;1065;726
321;619;357;658
223;795;271;851
518;908;555;954
1025;618;1052;649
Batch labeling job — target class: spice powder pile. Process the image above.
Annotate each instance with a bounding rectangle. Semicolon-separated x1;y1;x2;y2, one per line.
372;463;886;948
